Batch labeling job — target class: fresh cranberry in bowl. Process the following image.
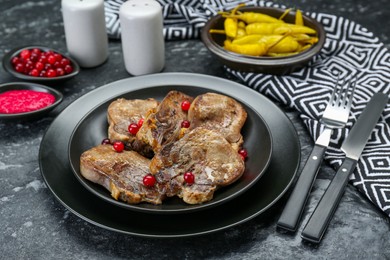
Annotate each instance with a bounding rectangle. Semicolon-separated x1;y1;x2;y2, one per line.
2;45;80;82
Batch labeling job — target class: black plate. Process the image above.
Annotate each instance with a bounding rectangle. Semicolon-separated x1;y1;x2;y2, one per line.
0;82;63;120
68;87;272;214
2;45;80;82
39;73;300;238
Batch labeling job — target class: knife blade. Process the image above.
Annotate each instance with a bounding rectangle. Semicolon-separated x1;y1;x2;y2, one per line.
301;92;388;244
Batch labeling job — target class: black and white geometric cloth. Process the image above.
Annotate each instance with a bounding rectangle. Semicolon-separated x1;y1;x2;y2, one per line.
104;0;390;217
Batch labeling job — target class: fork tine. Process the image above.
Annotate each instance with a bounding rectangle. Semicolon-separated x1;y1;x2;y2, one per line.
339;78;350;107
336;75;356;110
346;77;357;109
329;74;341;106
335;81;344;106
339;76;357;110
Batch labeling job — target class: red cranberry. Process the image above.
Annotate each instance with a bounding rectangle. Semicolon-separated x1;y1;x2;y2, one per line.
64;65;73;74
60;58;70;66
31;48;41;55
54;53;62;62
11;56;20;65
35;62;44;71
113;141;125;152
101;138;111;145
128;123;139;135
53;61;62;68
38;55;47;63
20;49;31;60
46;69;57;77
56;68;65;76
137;118;144;127
39;70;47;77
181;120;190;128
143;174;156;187
15;63;25;73
238;148;248;160
184;172;195;185
30;53;39;62
29;69;40;77
47;55;56;65
181;100;191;111
25;61;35;72
44;63;52;70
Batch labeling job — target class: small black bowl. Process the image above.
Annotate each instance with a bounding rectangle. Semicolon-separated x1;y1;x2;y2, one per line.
201;6;326;75
0;82;63;120
2;45;80;82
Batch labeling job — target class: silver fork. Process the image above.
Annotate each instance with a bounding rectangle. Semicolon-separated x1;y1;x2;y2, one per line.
277;75;356;232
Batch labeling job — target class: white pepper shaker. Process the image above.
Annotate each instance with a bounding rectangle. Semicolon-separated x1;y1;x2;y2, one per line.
61;0;109;68
119;0;165;76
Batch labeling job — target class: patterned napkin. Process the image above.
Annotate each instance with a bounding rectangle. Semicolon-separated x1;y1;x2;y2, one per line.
104;0;390;217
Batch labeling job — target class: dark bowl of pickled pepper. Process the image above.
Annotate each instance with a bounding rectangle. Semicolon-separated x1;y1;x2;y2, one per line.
201;5;326;75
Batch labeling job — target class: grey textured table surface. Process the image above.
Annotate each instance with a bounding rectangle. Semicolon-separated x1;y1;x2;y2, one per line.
1;0;389;259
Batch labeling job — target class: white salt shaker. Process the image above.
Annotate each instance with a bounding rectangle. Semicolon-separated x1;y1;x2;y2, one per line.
119;0;165;76
61;0;109;68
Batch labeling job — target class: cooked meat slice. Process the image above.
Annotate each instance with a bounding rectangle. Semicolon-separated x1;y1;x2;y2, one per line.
107;98;159;157
80;144;165;205
188;92;247;151
136;91;194;153
150;127;245;204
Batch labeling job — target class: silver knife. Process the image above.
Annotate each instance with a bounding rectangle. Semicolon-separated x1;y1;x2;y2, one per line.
301;92;388;244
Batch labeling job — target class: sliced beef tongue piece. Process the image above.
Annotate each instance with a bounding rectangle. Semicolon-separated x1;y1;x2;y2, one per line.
151;127;245;204
107;98;159;158
136;90;194;153
188;92;247;152
80;144;165;205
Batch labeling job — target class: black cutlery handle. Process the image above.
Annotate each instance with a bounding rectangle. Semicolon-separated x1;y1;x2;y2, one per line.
277;144;327;232
301;157;357;243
